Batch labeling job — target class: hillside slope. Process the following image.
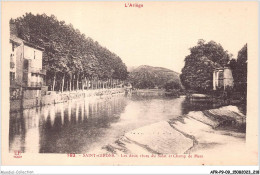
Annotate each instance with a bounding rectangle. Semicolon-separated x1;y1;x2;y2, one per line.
128;65;181;89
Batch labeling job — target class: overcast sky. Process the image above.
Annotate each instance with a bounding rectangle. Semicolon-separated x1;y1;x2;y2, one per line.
5;2;255;73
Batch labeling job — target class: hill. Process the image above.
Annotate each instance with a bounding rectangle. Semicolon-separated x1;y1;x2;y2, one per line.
128;65;181;89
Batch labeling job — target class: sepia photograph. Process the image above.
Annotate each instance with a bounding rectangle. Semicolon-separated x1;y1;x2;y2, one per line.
1;1;258;168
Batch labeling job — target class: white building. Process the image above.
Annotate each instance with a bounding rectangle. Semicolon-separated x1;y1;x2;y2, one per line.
213;67;234;90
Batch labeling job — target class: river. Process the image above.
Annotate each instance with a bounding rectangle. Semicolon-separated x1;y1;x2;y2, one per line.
9;94;214;154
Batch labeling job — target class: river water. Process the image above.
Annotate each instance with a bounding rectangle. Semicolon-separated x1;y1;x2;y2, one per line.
9;94;213;154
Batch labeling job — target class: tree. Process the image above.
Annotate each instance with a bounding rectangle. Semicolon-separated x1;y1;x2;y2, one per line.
164;80;182;91
180;40;230;92
230;44;247;96
11;13;128;91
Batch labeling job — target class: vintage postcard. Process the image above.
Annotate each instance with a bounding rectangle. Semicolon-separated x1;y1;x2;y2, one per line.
1;1;259;167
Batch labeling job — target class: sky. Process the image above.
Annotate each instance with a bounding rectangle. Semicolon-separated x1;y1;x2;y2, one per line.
3;1;256;73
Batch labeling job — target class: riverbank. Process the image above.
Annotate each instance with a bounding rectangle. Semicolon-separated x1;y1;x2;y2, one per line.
132;89;165;96
98;105;246;157
132;89;181;97
10;88;125;112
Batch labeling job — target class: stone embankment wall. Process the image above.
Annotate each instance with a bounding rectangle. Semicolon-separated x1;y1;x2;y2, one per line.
10;88;124;112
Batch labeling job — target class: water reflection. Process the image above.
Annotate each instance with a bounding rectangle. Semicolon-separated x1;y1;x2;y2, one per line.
10;96;127;153
9;95;213;154
181;100;214;114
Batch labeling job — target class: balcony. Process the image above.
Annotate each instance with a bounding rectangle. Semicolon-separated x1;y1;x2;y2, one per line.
29;67;46;75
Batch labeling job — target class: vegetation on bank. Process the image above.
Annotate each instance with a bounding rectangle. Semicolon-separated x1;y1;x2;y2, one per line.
229;44;247;98
180;40;247;101
11;13;128;91
163;80;183;97
180;39;230;92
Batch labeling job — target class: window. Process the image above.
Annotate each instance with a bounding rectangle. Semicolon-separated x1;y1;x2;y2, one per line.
10;72;15;82
12;43;14;52
218;71;224;87
218;71;224;80
24;60;28;70
10;54;15;69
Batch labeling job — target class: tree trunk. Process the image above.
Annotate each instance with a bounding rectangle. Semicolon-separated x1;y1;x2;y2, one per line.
71;75;73;91
76;74;79;91
61;74;65;93
70;78;72;91
67;80;69;91
59;79;62;92
72;75;74;91
52;73;56;91
82;75;85;90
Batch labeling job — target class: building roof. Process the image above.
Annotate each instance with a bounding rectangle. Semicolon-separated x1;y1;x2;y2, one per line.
214;67;232;71
23;41;45;51
10;35;23;45
10;34;44;51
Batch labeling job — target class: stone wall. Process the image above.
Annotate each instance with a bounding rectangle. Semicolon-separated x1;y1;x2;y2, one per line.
10;88;125;112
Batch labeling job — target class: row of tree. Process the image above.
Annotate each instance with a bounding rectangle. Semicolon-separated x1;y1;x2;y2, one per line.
11;13;128;91
180;39;247;94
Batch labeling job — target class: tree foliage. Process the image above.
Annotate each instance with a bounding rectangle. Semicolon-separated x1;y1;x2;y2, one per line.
164;80;182;91
10;13;128;90
229;44;247;95
180;40;230;92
